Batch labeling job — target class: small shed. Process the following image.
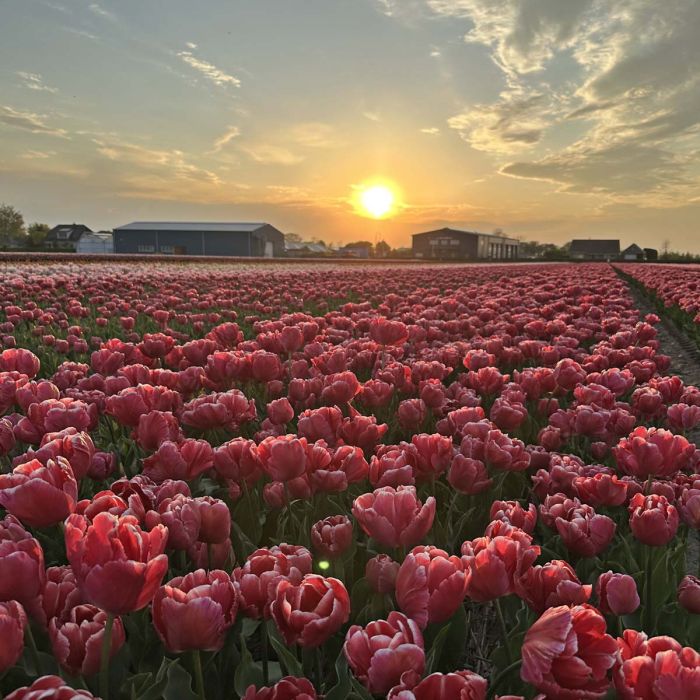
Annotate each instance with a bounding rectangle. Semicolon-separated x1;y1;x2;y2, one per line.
76;232;113;254
620;243;645;261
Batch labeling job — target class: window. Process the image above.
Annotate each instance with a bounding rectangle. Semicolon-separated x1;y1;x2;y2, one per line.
160;245;175;254
137;245;155;253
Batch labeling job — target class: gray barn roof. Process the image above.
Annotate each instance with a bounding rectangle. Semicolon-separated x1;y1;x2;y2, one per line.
114;222;269;232
570;239;620;255
413;227;519;243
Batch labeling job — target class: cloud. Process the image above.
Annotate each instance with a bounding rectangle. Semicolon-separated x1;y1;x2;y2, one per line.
88;3;116;21
21;150;57;159
211;125;241;152
0;106;68;137
421;127;440;135
17;72;58;93
448;92;552;153
288;122;338;148
177;48;241;88
185;41;198;49
241;144;303;165
362;111;381;122
427;0;594;75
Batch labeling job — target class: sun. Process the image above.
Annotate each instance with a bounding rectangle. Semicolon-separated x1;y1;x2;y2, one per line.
357;183;396;219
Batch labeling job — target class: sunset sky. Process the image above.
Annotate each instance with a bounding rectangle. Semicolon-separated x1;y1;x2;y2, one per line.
1;0;699;250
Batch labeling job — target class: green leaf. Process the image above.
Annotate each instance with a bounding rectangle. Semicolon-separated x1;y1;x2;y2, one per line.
234;631;264;698
350;675;375;699
267;624;303;677
159;659;200;700
438;603;469;672
424;621;452;674
325;650;353;700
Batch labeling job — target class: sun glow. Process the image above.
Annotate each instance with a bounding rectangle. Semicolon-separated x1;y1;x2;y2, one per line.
356;183;397;219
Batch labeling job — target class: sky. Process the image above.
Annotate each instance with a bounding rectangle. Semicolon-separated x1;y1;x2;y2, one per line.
1;0;699;251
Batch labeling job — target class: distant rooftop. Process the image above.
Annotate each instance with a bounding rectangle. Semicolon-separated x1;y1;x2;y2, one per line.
570;239;620;255
412;227;520;243
115;221;268;232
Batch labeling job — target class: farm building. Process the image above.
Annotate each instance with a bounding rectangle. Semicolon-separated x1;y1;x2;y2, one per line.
76;231;113;254
569;239;620;260
113;222;285;257
620;243;645;261
45;223;93;250
412;228;519;260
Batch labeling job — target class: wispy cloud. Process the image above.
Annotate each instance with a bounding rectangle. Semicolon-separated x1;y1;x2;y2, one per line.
0;106;68;137
177;48;241;88
88;3;116;21
21;150;57;159
241;144;303;165
185;41;197;50
421;127;440;135
211;125;241;152
16;72;58;93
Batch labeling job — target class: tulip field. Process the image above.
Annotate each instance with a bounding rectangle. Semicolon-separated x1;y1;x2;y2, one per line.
1;258;700;700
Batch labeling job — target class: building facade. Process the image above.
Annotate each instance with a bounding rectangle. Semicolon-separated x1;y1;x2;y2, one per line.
76;232;113;254
113;222;285;257
412;228;519;260
569;239;621;260
45;224;93;250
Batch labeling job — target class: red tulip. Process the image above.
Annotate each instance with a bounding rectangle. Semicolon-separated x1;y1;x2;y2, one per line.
462;530;540;602
5;676;98;699
595;571;640;615
352;486;436;549
0;514;46;615
628;493;679;546
396;545;466;628
310;515;353;559
387;670;488;700
678;575;700;614
366;554;400;594
242;677;317;699
613;426;694;479
39;565;83;627
490;500;537;534
133;411;183;451
369;318;408;346
257;434;307;482
152;569;238;652
144;494;201;550
614;629;700;698
142;439;214;483
233;545;312;619
555;505;616;557
515;560;592;614
521;604;617;698
0;600;27;673
447;455;492;495
49;604;125;676
271;574;350;647
0;457;77;528
192;496;231;544
65;512;169;615
344;611;425;695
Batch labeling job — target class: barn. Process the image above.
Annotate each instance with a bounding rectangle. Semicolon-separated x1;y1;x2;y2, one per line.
412;228;519;260
112;222;285;257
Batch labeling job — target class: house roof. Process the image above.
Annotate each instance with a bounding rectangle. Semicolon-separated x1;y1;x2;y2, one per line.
570;239;620;255
621;243;644;254
114;221;269;232
47;224;93;241
413;227;519;243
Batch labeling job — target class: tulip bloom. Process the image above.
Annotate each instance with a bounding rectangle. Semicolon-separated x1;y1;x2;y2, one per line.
0;457;77;528
39;565;83;627
555;505;616;558
271;574;350;647
613;426;694;479
614;629;700;698
628;493;679;546
344;612;425;695
678;575;700;614
387;670;488;700
366;554;400;594
310;515;353;559
0;601;27;674
447;455;492;495
49;604;126;677
152;569;238;653
521;605;617;698
396;546;466;628
5;676;98;699
65;512;169;615
352;486;436;549
0;514;46;614
515;560;592;614
242;677;317;699
595;571;640;616
490;500;537;534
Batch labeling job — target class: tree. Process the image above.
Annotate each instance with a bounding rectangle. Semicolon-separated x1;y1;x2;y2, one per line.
375;240;391;257
285;233;303;243
27;222;50;246
0;204;25;246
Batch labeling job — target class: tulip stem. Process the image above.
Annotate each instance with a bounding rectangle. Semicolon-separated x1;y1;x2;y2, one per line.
494;598;513;665
24;622;42;676
489;658;522;695
644;546;653;632
99;612;115;700
261;621;269;684
192;649;205;700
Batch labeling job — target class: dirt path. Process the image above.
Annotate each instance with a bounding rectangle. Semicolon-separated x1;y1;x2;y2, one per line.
623;277;700;573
